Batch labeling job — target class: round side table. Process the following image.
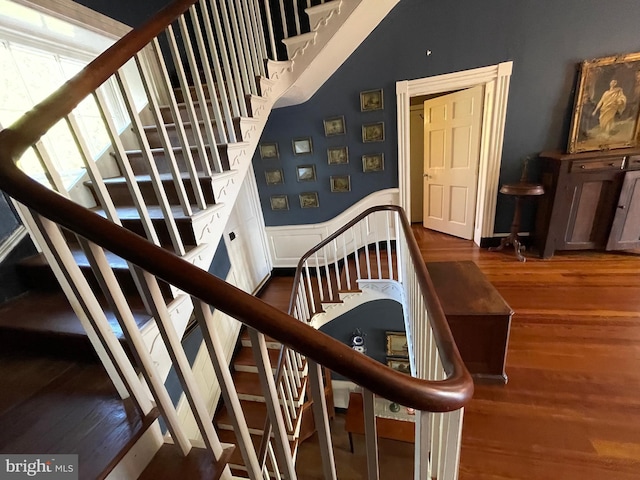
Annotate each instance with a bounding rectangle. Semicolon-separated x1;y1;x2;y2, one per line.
489;182;545;262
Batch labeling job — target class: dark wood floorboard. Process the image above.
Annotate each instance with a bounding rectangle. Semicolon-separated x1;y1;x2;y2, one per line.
258;226;640;480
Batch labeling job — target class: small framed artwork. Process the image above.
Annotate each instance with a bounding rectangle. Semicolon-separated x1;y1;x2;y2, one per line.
385;331;408;358
259;142;279;159
327;146;349;165
299;191;319;209
270;194;289;211
360;88;384;112
330;175;351;193
362;153;384;173
323;116;346;137
387;357;411;375
292;137;313;155
296;164;317;182
362;122;385;143
265;169;284;185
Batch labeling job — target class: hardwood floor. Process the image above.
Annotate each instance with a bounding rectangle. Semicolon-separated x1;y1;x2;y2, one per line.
258;226;640;480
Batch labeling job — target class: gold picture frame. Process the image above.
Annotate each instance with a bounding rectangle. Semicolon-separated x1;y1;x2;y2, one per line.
264;168;284;185
385;331;408;358
292;137;313;155
323;116;346;137
360;88;383;112
386;357;411;374
296;164;316;182
259;142;279;159
299;191;319;209
270;194;289;211
362;122;384;143
568;51;640;153
362;153;384;173
330;175;351;193
327;146;348;165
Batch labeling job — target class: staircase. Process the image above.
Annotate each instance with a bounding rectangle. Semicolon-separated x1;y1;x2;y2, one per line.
0;0;473;479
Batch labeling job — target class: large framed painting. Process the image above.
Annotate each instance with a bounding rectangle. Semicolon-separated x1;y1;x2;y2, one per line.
568;52;640;153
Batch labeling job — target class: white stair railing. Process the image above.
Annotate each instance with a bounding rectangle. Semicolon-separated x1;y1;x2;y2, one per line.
283;206;472;480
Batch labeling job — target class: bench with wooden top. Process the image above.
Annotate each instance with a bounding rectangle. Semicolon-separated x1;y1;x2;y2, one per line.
426;260;513;383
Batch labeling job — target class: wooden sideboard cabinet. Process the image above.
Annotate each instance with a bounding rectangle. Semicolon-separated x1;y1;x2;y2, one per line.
535;148;640;258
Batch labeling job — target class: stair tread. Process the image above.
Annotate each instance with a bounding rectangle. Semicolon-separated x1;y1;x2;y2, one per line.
216;400;295;434
0;290;151;342
240;329;281;348
233;346;281;368
0;349;157;479
91;202;223;222
233;371;269;397
139;443;234;480
216;428;297;468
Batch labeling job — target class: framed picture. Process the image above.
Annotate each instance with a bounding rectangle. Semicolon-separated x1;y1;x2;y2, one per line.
292;137;313;155
362;122;385;143
362;153;384;173
568;51;640;153
264;168;284;185
360;88;384;112
330;175;351;193
323;116;346;137
270;194;289;211
259;142;279;159
385;331;408;358
299;191;319;209
327;146;349;165
296;164;316;182
387;357;411;375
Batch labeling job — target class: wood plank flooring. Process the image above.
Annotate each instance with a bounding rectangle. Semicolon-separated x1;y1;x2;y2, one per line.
259;227;640;480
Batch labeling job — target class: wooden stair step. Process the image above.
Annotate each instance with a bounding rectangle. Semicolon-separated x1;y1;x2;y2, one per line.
216;428;298;474
90;203;222;247
143;117;244;146
17;247;172;298
240;329;281;349
233;370;305;404
85;173;216;207
124;143;230;176
0;349;159;479
139;443;234;480
215;400;296;437
232;346;281;373
0;291;151;362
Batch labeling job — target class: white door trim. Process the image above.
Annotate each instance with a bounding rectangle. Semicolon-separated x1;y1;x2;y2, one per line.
396;61;513;245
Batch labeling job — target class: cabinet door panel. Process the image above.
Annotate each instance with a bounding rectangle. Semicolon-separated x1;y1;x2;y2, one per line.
606;171;640;250
562;173;622;250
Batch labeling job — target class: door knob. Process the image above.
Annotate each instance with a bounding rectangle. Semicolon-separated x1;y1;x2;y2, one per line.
617;205;626;209
423;173;431;178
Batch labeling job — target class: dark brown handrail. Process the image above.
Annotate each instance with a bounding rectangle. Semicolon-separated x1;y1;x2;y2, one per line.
0;0;473;413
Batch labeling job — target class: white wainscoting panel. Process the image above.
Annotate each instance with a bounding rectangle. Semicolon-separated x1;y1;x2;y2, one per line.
266;189;399;268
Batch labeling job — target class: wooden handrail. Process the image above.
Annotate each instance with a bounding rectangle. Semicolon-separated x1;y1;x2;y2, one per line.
0;0;473;412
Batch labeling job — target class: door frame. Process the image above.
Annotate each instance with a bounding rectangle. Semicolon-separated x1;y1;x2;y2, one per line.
396;61;513;245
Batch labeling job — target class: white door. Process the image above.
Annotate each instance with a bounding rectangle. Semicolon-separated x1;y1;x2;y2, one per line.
423;85;483;239
224;172;271;294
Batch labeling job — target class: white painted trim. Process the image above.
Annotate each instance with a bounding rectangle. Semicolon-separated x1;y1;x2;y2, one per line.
106;421;164;480
0;226;27;263
396;61;513;245
265;188;399;268
13;0;131;38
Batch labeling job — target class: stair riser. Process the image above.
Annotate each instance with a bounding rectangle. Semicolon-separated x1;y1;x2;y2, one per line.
158;105;244;142
126;145;230;176
144;123;223;149
240;338;281;350
87;178;216;208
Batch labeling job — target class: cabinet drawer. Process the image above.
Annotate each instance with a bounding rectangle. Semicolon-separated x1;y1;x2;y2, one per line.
627;155;640;170
570;157;624;172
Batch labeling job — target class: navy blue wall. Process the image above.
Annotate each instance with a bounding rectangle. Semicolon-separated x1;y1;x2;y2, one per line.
254;0;640;232
319;299;404;380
